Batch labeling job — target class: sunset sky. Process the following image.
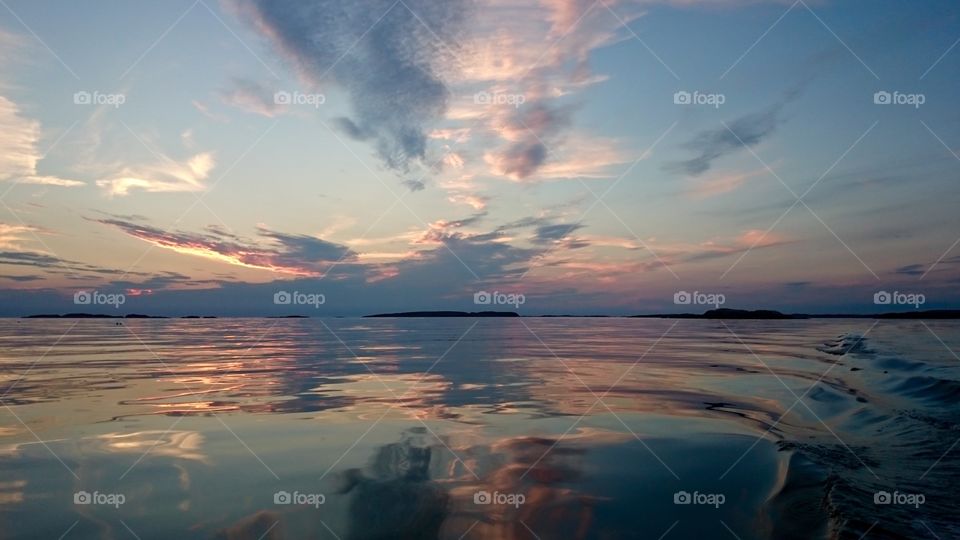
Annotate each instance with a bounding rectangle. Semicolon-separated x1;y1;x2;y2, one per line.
1;0;958;315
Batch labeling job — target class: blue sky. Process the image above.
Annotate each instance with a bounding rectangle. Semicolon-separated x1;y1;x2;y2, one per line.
0;0;958;315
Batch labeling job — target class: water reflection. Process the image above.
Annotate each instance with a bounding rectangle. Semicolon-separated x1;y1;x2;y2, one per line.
1;319;958;538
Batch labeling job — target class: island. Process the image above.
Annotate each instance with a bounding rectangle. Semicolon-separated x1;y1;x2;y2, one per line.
364;311;519;318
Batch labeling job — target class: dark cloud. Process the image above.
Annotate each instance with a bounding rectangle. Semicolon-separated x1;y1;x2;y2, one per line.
401;179;426;192
670;107;780;176
256;227;355;263
894;263;925;276
0;251;65;268
0;274;43;282
233;0;467;171
94;218;356;276
667;87;803;177
492;141;548;179
0;250;125;276
487;103;576;179
532;223;583;245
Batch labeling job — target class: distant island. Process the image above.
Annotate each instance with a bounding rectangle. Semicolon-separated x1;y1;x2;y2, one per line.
635;308;960;320
364;311;519;318
634;308;805;319
25;313;169;319
24;313;216;319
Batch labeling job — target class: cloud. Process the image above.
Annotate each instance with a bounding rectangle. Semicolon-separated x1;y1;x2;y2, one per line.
219;78;283;117
401;179;426;192
685;166;769;198
0;223;41;250
447;193;488;210
96;152;216;196
532;223;584;245
0;274;43;282
670;106;780;176
485;140;548;180
894;263;925;276
231;0;466;172
668;87;804;177
95;217;355;276
0;96;84;187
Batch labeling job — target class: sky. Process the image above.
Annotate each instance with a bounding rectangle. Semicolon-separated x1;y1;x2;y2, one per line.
0;0;958;316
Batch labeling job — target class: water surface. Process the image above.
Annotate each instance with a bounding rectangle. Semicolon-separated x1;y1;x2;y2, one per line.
0;318;958;539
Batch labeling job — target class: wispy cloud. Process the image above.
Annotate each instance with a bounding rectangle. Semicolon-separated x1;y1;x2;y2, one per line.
0;96;84;187
219;78;283;117
96;152;216;196
95;217;355;275
685;166;769;198
668;85;804;176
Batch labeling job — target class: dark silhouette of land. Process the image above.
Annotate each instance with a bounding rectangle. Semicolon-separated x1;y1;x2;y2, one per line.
633;308;805;319
635;308;960;320
364;311;519;318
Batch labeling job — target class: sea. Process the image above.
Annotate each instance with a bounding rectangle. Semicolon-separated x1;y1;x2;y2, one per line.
0;317;957;539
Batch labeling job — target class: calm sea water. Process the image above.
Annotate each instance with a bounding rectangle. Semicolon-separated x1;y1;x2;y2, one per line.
0;318;957;539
